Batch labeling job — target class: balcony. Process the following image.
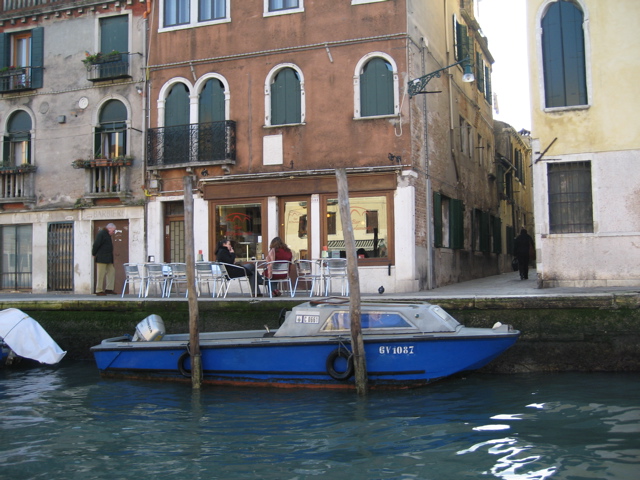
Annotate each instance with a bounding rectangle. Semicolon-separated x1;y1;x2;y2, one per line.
72;157;134;198
0;66;39;93
84;52;131;82
0;165;37;203
147;121;236;169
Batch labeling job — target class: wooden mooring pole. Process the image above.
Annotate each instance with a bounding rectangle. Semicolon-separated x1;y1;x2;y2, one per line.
184;175;202;389
335;168;368;395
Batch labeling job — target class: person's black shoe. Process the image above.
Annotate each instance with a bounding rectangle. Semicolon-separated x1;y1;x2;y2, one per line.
96;292;107;296
105;290;117;295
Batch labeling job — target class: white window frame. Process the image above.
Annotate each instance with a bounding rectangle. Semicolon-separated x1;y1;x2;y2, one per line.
263;0;304;17
353;52;400;119
352;0;388;4
264;63;306;127
159;0;231;32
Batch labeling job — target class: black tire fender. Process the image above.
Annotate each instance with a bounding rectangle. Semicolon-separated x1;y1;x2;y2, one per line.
326;347;354;381
178;351;191;378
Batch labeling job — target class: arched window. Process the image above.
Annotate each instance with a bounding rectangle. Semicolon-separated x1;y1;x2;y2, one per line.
199;78;225;123
3;110;32;166
541;0;587;108
96;100;127;158
270;67;301;126
165;83;190;126
360;58;394;117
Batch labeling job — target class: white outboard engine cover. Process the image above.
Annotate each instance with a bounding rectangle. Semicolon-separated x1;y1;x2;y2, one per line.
132;315;165;342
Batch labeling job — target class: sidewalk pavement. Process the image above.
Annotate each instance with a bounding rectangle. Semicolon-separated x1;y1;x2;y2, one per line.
1;269;638;302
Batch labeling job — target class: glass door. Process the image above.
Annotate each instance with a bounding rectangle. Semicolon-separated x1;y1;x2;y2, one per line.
279;197;310;260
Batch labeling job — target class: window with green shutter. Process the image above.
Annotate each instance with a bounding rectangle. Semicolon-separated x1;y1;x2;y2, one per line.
271;68;301;125
433;192;442;248
5;110;32;166
199;78;225;123
541;0;587;108
492;216;502;254
360;58;393;117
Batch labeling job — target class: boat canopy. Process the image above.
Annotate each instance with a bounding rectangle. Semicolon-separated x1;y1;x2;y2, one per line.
0;308;66;364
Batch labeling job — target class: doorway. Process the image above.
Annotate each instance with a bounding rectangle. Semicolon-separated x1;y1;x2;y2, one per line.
279;197;310;260
92;220;129;293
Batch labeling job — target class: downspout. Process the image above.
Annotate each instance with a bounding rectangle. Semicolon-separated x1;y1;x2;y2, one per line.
143;0;152;262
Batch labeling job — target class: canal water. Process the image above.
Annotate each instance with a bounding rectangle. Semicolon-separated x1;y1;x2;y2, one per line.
1;362;639;480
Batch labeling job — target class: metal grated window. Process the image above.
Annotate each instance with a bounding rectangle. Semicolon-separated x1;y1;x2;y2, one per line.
548;161;593;234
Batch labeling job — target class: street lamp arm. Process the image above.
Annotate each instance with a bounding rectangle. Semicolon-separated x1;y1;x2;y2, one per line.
408;57;473;97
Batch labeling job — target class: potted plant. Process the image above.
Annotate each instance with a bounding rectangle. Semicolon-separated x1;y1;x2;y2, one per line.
82;50;121;68
72;159;89;169
17;162;36;173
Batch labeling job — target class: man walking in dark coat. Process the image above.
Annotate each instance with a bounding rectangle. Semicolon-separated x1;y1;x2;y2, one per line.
92;223;116;295
513;228;534;280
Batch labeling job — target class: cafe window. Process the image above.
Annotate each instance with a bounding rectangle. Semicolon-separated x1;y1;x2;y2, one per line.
323;194;391;260
214;202;264;261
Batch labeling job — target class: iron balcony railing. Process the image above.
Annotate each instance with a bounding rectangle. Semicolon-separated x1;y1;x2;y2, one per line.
85;53;131;81
147;121;236;168
0;66;39;93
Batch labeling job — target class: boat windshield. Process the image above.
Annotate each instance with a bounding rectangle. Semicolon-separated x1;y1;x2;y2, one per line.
321;311;412;332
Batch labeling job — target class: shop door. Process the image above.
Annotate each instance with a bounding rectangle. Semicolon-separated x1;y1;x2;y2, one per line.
279;197;310;260
164;201;185;263
93;220;129;293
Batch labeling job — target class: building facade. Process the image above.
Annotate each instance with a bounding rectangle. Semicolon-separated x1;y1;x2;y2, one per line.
0;0;147;293
527;0;640;287
494;122;534;273
144;0;501;294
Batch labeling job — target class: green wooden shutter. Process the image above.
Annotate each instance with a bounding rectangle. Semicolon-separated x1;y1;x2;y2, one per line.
271;68;301;125
433;192;442;248
480;211;490;252
199;78;225;123
450;198;464;249
360;58;393;117
2;136;9;165
165;83;190;126
30;28;44;89
100;15;128;54
484;65;492;104
492;216;502;254
0;33;8;69
476;52;484;93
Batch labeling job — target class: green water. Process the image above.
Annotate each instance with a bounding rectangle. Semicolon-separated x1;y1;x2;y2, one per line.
1;362;638;479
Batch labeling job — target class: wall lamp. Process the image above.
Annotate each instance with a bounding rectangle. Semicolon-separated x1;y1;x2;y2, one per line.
408;57;474;97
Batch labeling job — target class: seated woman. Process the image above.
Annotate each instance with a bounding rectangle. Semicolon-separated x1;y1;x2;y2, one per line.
263;237;293;297
215;239;263;297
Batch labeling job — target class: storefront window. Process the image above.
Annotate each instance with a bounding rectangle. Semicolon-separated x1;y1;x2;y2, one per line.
215;202;263;260
323;195;389;260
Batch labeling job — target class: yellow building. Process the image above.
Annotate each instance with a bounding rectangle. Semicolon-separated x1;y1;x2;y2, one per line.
527;0;640;287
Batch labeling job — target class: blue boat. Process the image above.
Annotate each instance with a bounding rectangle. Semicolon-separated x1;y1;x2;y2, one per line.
91;298;519;389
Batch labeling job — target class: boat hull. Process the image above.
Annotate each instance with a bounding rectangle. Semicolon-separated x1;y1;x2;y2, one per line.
92;334;518;389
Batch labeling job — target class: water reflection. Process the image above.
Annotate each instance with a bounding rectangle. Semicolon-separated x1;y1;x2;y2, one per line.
1;364;639;479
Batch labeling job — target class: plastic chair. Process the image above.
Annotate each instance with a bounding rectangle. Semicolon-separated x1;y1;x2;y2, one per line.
121;263;146;298
144;263;168;297
166;263;189;297
293;260;322;297
196;262;226;297
217;262;252;297
323;258;349;296
262;261;294;298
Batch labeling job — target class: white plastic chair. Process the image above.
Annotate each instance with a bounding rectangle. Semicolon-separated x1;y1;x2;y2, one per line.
293;260;322;297
121;263;146;298
217;262;252;297
262;260;294;297
196;262;226;297
144;263;168;297
166;263;189;297
323;258;349;296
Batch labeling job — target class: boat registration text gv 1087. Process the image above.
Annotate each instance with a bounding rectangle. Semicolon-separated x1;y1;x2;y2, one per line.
379;345;415;355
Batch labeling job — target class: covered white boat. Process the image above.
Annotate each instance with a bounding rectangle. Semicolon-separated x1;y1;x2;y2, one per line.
0;308;67;366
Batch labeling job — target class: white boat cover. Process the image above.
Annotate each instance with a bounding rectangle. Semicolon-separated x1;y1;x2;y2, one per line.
0;308;66;364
